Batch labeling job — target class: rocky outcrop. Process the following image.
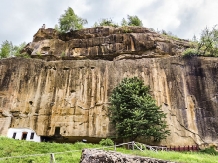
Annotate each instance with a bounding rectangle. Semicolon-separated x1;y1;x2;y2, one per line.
1;27;218;147
1;56;218;146
23;26;190;61
80;149;176;163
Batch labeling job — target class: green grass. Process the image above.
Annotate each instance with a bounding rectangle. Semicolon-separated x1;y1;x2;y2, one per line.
0;136;218;163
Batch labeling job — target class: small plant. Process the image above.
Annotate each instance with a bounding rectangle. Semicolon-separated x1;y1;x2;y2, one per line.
134;142;146;150
182;48;198;57
94;18;118;28
200;146;218;155
36;51;42;56
99;138;114;146
61;51;65;58
121;26;132;33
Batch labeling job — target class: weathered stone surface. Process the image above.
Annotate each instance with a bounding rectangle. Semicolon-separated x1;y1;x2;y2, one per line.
1;56;218;146
22;27;190;61
80;149;176;163
1;26;218;146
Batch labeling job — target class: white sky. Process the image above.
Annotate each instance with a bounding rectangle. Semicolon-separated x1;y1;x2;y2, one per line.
1;0;218;45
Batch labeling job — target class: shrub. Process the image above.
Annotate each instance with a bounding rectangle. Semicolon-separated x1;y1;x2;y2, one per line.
94;18;118;28
133;142;146;150
200;146;218;155
182;48;198;57
99;138;114;146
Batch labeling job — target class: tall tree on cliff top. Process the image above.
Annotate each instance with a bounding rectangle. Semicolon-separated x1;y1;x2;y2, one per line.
109;77;170;141
57;7;88;32
121;15;143;27
0;40;13;59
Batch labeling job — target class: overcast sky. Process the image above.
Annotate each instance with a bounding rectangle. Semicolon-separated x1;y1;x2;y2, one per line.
1;0;218;45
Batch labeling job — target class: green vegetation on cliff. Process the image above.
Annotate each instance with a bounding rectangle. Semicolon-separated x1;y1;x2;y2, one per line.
109;77;170;141
0;41;28;59
183;25;218;57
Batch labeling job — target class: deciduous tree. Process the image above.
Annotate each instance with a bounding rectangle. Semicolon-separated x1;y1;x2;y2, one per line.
0;40;13;59
56;7;88;32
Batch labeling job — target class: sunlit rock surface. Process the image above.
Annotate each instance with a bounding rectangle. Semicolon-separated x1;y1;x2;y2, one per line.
0;27;218;146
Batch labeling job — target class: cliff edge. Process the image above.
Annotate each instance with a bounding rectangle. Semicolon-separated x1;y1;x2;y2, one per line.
22;26;190;61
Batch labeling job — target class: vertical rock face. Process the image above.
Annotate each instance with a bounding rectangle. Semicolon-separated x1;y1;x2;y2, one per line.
1;56;218;146
23;27;190;61
1;27;218;146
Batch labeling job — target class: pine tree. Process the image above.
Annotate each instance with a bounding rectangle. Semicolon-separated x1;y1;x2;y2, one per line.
109;77;170;141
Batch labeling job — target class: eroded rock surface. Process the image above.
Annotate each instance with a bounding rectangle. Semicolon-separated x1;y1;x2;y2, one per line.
80;149;176;163
22;26;190;61
1;56;218;146
1;27;218;146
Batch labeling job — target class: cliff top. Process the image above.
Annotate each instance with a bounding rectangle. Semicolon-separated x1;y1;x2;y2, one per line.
22;26;191;61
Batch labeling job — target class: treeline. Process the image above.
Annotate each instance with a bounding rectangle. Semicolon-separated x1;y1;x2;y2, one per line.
0;41;28;59
183;25;218;57
55;7;143;33
1;7;218;59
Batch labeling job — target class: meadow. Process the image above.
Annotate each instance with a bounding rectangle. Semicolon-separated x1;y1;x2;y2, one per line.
0;136;218;163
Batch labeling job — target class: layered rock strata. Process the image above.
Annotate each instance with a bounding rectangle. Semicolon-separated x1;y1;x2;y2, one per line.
0;27;218;146
23;26;190;61
1;56;218;146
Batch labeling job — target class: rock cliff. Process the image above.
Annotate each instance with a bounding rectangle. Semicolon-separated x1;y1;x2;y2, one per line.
22;26;190;60
0;27;218;147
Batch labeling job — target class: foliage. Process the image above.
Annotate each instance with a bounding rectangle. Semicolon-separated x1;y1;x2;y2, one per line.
200;146;218;155
0;40;13;59
56;7;88;32
94;15;143;28
182;48;198;57
121;26;133;33
99;138;114;146
127;15;143;27
0;41;28;59
121;15;143;27
13;42;29;58
109;77;170;141
159;30;179;40
181;25;218;57
133;142;146;150
94;18;118;27
121;18;128;26
197;25;218;56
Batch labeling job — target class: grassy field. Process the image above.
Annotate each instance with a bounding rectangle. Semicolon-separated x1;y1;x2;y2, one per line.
0;136;218;163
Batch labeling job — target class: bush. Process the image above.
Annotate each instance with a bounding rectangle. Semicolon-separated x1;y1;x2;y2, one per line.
94;18;118;28
134;142;146;150
200;146;218;155
182;48;198;57
99;138;114;146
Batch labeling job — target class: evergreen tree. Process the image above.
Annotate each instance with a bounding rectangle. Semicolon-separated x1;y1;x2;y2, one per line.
109;77;170;141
